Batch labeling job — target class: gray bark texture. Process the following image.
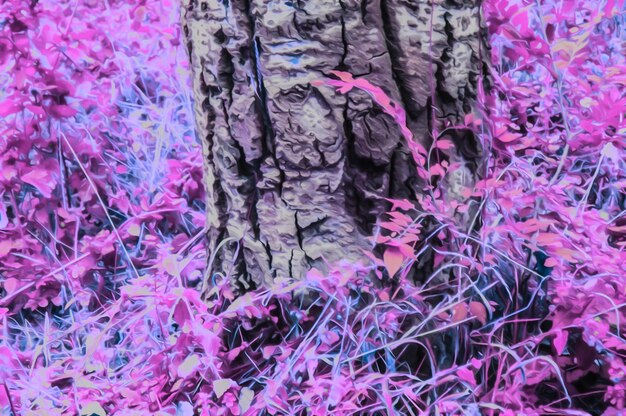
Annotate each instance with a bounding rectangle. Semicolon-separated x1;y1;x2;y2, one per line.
181;0;488;291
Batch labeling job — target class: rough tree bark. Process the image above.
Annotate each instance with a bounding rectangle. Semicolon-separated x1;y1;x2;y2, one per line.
181;0;488;291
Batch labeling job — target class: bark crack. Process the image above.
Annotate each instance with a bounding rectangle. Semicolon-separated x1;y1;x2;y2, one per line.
294;213;304;251
379;0;420;119
338;1;349;71
243;0;285;198
262;240;275;278
341;100;382;235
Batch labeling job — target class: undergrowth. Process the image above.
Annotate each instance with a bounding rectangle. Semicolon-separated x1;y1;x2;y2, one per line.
0;0;625;415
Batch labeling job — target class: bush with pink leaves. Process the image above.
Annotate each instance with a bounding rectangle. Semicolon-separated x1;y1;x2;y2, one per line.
1;0;206;413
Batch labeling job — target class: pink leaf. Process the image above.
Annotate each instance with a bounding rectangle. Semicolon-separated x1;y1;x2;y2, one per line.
553;330;568;355
536;233;563;246
0;101;21;117
469;301;488;325
471;358;482;369
25;104;46;116
21;169;57;198
497;131;521;143
0;241;18;257
0;383;9;408
544;257;558;267
435;139;455;150
553;247;582;263
3;278;18;294
379;221;404;233
452;303;468;323
384;198;415;211
457;367;476;387
383;246;403;277
50;105;77;118
429;163;446;177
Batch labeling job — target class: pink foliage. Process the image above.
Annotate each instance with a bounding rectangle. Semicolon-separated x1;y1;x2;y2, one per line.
1;0;625;414
0;0;207;413
321;0;626;413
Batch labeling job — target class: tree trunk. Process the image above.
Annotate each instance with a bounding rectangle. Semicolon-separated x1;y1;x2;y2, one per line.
181;0;488;291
